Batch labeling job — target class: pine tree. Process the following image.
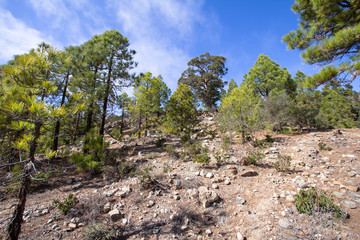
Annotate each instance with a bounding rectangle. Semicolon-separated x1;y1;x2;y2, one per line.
164;83;198;135
179;52;228;109
0;43;81;240
283;0;360;86
244;54;296;98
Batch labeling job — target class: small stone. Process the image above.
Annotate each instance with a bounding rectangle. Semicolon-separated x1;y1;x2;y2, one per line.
205;229;212;236
241;171;258;177
278;218;292;229
224;179;231;185
333;192;344;198
47;218;54;224
147;200;155;208
103;203;111;213
72;182;83;189
174;195;180;200
66;178;74;184
51;224;59;230
206;172;214;178
212;184;219;189
286;195;295;203
122;218;128;225
342;200;357;209
236;196;246;205
104;188;119;197
108;209;122;221
350;191;360;198
68;223;77;229
297;180;309;189
237;232;244;240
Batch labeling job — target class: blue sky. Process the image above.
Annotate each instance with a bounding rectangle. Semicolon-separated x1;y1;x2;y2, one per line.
0;0;346;92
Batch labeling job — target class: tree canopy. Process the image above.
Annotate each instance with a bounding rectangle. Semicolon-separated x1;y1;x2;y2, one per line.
178;52;228;109
283;0;360;87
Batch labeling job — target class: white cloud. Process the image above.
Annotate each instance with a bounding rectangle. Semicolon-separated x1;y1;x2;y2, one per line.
0;8;47;63
108;0;206;91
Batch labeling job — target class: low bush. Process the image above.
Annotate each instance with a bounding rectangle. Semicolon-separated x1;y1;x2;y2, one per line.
53;194;78;215
295;187;345;218
245;150;265;165
82;223;115;240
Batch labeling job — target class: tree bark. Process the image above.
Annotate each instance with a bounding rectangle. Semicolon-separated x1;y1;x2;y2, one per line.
99;54;113;137
6;121;41;240
52;71;70;152
6;163;32;240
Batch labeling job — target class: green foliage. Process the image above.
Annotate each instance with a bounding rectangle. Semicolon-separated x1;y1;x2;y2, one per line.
244;54;296;98
164;83;198;134
83;224;114;240
246;150;265;165
221;135;231;152
164;144;177;159
295;188;344;218
262;92;294;132
179;52;228;109
318;142;332;151
273;154;292;172
264;135;275;143
137;166;154;183
53;194;78;215
155;138;166;148
217;83;263;143
193;153;210;166
283;0;360;87
118;161;137;178
130;72;170;137
70;128;109;173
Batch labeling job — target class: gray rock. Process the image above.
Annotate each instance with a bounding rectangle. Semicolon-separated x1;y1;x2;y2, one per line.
333;191;344;198
103;203;111;213
104;188;119;197
72;182;83;189
206;172;214;178
278;218;292;229
236;196;246;205
237;232;245;240
286;195;295;203
342;200;357;209
205;229;212;236
198;186;220;208
350;191;360;198
297;179;309;189
108;209;122;221
147;200;155;208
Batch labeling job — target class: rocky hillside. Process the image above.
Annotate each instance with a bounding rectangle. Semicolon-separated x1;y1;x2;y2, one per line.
1;117;360;240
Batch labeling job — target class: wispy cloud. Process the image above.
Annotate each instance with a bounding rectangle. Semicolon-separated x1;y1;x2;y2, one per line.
108;0;207;91
0;7;48;63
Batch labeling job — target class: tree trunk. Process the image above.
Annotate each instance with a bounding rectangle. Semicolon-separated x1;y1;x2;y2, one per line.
72;112;81;143
99;54;113;137
6;163;32;240
120;108;125;134
138;112;142;139
83;105;93;154
52;71;70;152
6;121;41;240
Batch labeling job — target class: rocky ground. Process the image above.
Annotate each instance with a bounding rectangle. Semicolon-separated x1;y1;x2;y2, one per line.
1;117;360;240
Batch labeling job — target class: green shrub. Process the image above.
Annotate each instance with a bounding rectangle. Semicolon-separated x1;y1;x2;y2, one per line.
246;150;265;165
118;161;137;178
110;129;122;141
318;142;332;151
70;128;109;173
53;194;78;215
221;135;231;152
163;163;173;173
273;154;292;172
193;153;210;165
155;138;166;148
164;144;177;159
280;127;291;134
264;134;274;143
83;223;114;240
295;187;344;218
137;166;154;183
180;134;191;144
